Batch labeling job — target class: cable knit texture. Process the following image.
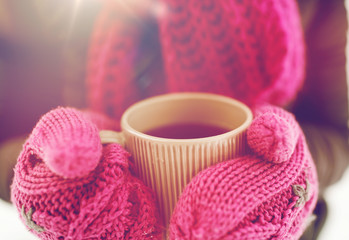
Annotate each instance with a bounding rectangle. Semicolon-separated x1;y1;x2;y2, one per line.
169;105;318;239
87;0;304;120
11;108;162;240
85;0;315;239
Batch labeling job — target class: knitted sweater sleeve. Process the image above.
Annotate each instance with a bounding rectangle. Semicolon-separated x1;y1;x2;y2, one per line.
293;0;349;192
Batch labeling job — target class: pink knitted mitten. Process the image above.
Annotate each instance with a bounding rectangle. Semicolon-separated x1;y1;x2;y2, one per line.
169;105;318;240
11;107;162;239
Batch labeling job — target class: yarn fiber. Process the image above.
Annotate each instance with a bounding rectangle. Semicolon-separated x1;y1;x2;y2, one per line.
11;0;318;239
87;0;305;120
169;105;318;240
11;107;162;239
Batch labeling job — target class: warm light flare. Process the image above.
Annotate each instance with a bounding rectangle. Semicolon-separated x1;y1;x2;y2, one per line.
65;0;84;42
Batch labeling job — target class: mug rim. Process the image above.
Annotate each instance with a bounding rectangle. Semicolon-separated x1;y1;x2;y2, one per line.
120;92;253;144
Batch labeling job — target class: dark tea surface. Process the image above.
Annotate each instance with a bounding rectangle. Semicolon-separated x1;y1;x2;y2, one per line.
145;123;229;139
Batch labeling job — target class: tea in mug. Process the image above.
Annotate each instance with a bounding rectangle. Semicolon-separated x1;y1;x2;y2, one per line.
145;123;229;139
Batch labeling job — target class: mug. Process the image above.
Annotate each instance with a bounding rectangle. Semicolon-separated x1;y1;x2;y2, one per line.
100;92;253;229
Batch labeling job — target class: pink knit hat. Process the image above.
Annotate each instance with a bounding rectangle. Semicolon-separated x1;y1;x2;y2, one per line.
11;107;162;239
87;0;304;120
169;105;318;239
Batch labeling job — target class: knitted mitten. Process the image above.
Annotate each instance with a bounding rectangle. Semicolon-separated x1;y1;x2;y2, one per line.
169;105;318;240
87;0;304;121
11;107;162;240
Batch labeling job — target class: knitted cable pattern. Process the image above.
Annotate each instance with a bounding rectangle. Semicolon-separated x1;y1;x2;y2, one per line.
169;105;318;240
11;107;162;240
159;0;304;107
87;0;305;120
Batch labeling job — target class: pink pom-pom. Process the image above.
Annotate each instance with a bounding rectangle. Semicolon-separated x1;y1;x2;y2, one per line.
247;110;300;163
30;107;103;178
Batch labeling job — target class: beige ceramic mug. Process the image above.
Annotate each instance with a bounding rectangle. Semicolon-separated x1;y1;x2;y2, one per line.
100;92;253;229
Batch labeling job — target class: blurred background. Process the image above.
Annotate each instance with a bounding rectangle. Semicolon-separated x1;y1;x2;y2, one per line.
0;0;99;145
0;0;349;239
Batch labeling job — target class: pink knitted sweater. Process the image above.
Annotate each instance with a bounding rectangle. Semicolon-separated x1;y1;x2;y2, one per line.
87;0;304;121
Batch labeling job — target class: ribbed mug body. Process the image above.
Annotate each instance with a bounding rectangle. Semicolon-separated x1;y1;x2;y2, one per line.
121;93;253;228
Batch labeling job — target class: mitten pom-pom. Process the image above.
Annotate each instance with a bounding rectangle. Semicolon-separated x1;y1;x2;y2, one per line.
30;107;103;178
247;109;300;164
